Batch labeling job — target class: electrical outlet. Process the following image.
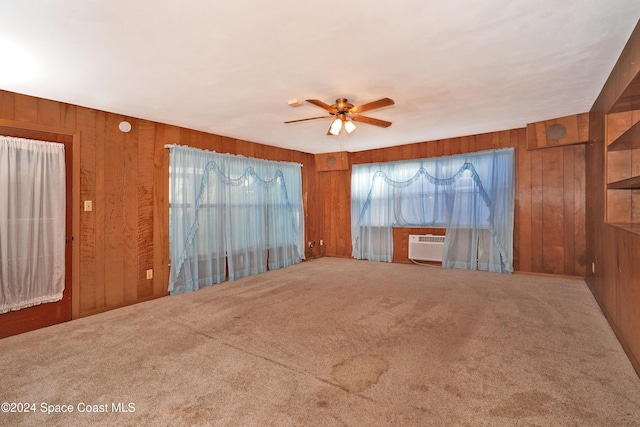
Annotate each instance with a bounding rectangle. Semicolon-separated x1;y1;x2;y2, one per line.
84;200;93;212
146;269;153;280
320;240;324;246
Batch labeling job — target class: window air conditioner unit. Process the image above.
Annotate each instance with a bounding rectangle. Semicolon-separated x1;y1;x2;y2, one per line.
408;234;445;262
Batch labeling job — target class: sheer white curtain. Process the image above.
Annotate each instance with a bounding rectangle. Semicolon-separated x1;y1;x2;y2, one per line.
0;136;66;313
168;145;304;295
442;149;514;272
351;148;514;273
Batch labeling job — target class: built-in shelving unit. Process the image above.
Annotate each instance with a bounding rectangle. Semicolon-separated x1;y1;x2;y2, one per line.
587;20;640;380
605;71;640;233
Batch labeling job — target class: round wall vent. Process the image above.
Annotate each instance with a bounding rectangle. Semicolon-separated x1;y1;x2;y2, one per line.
546;123;566;140
326;156;337;167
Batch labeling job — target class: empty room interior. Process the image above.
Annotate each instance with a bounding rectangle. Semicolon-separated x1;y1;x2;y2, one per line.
2;2;640;426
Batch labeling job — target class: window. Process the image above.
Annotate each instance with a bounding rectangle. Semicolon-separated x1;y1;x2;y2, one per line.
351;148;514;273
168;145;304;295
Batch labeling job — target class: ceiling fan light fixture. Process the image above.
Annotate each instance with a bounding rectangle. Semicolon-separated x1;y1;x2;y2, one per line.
344;120;356;134
329;118;343;135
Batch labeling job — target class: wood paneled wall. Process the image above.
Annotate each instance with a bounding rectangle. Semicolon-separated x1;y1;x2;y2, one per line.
312;129;587;277
586;20;640;375
0;90;316;318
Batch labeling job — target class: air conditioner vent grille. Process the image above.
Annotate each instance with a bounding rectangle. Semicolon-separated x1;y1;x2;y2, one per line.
417;235;445;243
408;234;445;262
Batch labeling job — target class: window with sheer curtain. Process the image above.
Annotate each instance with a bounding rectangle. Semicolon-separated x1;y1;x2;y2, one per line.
168;145;305;295
351;148;514;273
0;136;66;313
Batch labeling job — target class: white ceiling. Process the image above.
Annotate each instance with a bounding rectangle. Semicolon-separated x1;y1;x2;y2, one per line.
1;2;639;154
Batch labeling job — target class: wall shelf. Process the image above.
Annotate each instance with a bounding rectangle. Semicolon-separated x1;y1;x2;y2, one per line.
608;119;640;151
608;175;640;189
609;223;640;235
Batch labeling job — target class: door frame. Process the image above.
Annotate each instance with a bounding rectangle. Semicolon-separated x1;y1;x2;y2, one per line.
0;119;81;324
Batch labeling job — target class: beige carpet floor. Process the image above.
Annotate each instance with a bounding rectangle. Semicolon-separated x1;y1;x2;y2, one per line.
1;257;640;426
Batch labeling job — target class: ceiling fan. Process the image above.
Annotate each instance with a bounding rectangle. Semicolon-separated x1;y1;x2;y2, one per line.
284;97;394;135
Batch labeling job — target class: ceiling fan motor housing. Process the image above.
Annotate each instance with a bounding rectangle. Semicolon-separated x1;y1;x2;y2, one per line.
333;98;355;113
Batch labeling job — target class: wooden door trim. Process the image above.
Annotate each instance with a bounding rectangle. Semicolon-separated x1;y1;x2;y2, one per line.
0;119;81;320
0;118;77;136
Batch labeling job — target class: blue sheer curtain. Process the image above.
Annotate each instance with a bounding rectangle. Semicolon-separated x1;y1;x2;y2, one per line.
168;145;304;295
351;148;514;273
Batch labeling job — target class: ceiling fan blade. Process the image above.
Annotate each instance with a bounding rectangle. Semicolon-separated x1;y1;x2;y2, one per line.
350;97;394;114
284;116;331;124
306;99;339;114
352;115;392;128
